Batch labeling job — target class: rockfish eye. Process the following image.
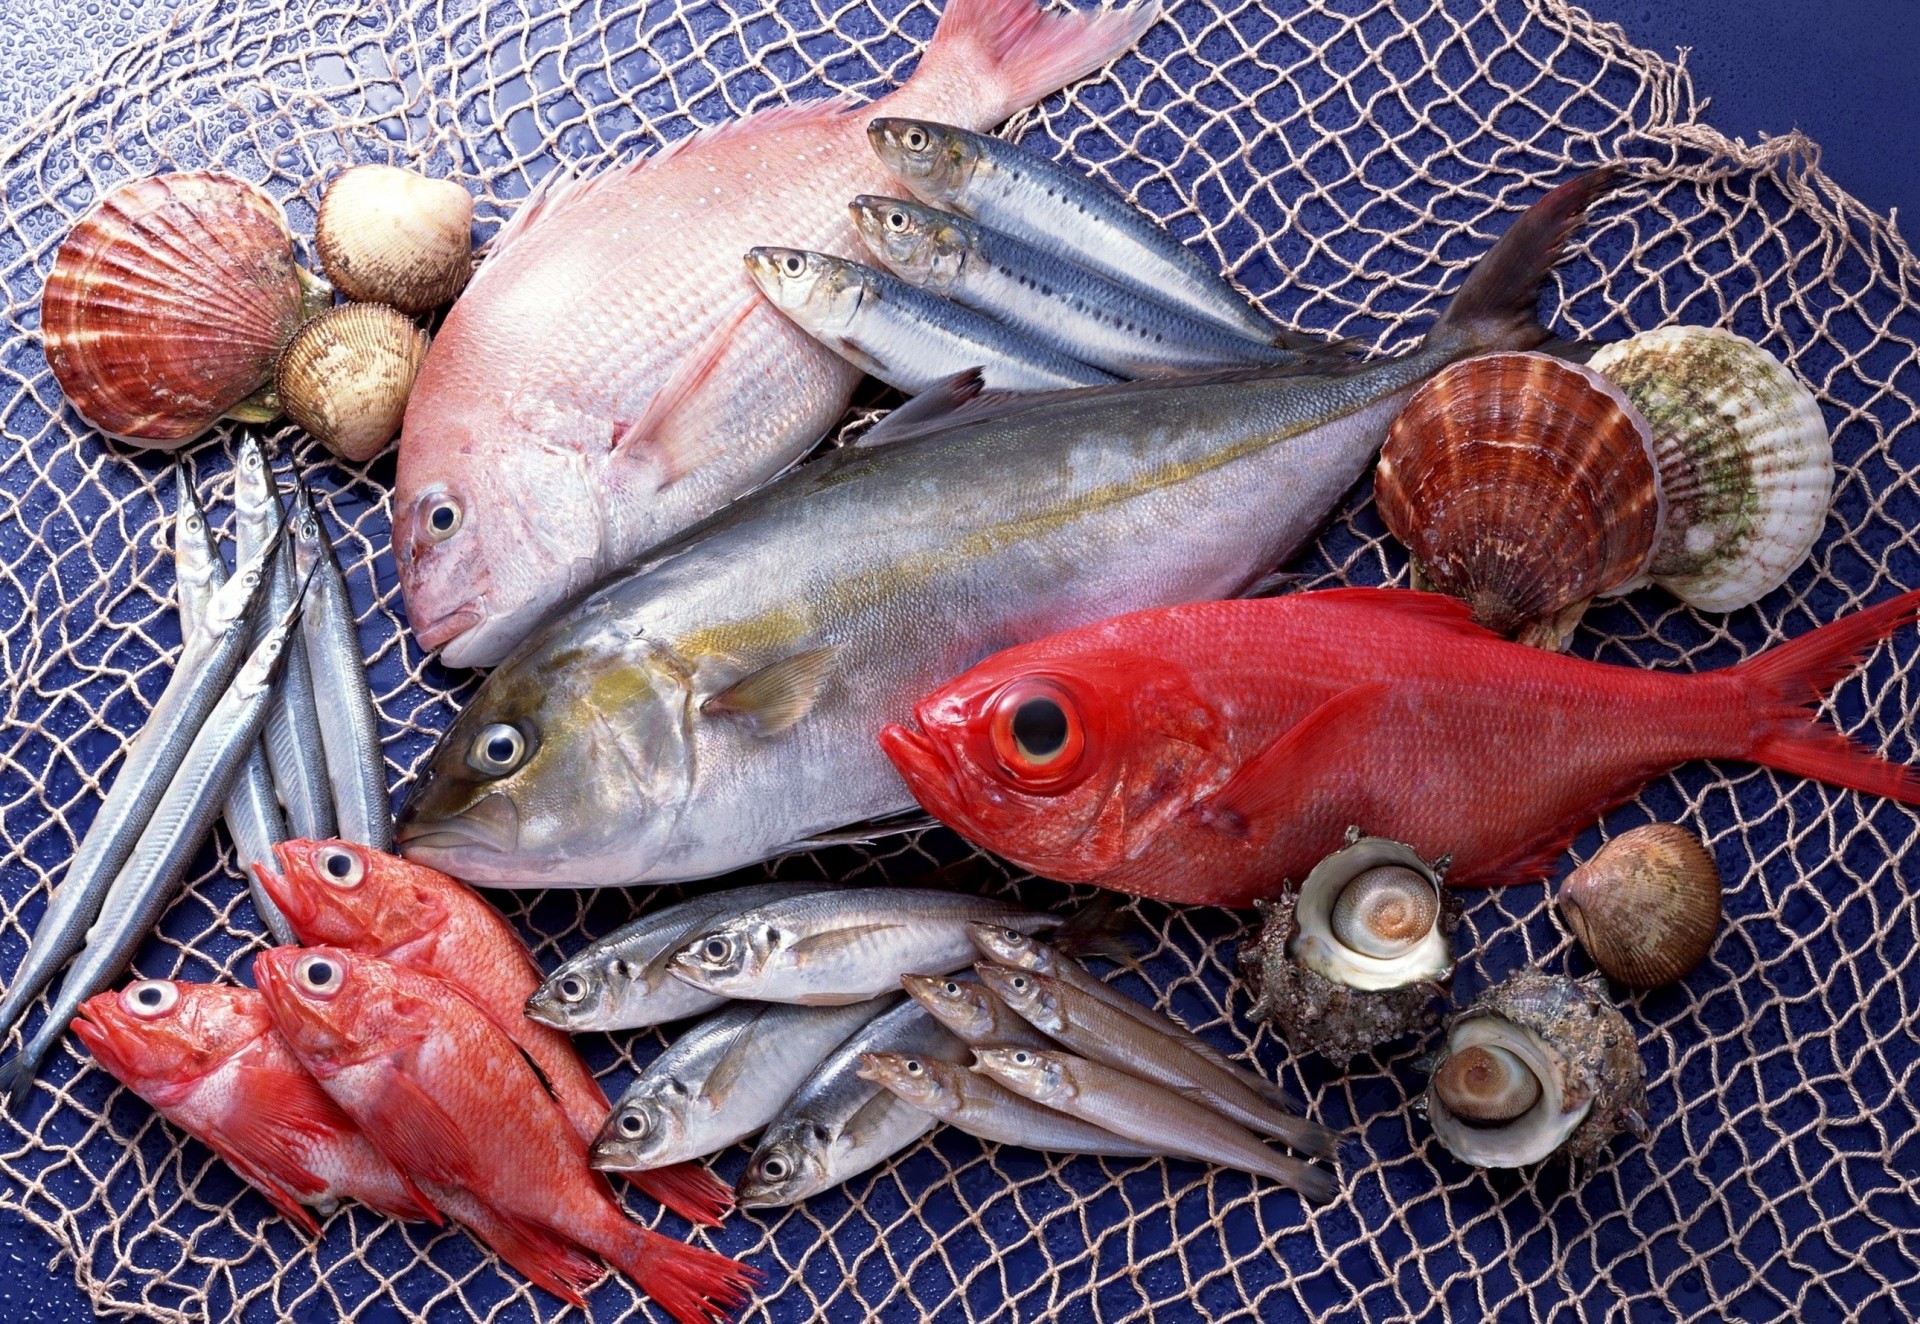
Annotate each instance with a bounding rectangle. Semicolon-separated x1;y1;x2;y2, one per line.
425;496;462;540
989;680;1085;788
781;253;805;279
468;723;527;776
316;845;366;888
122;980;178;1019
296;955;344;997
617;1110;649;1139
903;125;930;153
558;975;587;1003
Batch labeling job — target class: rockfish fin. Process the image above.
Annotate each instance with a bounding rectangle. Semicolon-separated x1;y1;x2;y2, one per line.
855;369;987;447
700;646;838;737
452;1199;605;1306
1195;682;1394;832
201;1063;354;1234
359;1062;482;1188
613;298;768;486
1425;166;1628;358
894;0;1160;127
625;1161;736;1228
1736;588;1920;804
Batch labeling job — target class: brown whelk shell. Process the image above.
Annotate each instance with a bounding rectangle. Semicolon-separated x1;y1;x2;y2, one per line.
275;303;430;462
316;165;474;314
1375;351;1667;650
1558;822;1722;988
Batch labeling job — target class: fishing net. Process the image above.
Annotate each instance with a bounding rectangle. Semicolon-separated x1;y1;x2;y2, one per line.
1;0;1917;1318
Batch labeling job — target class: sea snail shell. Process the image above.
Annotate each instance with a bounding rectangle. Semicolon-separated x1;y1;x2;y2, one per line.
1376;351;1666;650
1558;823;1721;988
316;165;474;313
275;303;429;462
41;172;311;447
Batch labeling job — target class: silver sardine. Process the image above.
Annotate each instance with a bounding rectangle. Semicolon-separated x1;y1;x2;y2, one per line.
857;1050;1155;1157
590;998;887;1171
868;118;1310;348
527;882;838;1032
396;169;1621;888
290;483;390;851
737;998;966;1207
973;1046;1335;1202
744;247;1115;393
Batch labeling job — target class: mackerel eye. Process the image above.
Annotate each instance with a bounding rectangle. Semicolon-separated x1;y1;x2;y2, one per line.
315;845;365;888
295;955;344;998
903;125;930;153
988;679;1086;788
122;980;179;1020
617;1110;649;1139
781;254;805;278
468;723;526;776
759;1154;790;1182
702;936;733;964
558;975;587;1004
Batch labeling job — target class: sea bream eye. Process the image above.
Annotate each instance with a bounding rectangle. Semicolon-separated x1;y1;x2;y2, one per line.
122;980;178;1019
316;845;365;887
468;723;526;775
424;496;461;540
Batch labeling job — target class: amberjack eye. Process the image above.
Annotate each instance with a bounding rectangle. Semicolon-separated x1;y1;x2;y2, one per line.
989;679;1086;789
315;845;365;888
469;723;526;776
122;980;179;1019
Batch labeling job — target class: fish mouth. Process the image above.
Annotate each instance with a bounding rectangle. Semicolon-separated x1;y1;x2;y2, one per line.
395;791;521;857
411;602;486;657
878;722;969;828
250;862;316;936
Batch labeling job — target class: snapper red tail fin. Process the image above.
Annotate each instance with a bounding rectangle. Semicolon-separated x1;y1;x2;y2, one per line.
1736;589;1920;804
625;1160;735;1227
613;1232;761;1324
903;0;1159;127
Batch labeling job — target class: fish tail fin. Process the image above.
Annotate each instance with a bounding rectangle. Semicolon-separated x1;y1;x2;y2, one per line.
0;1029;51;1115
1050;892;1138;970
612;1232;761;1324
1425;167;1627;359
905;0;1160;126
623;1161;736;1227
455;1201;605;1307
1735;590;1920;804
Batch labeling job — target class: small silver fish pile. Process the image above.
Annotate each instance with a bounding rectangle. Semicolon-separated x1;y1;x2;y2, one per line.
539;880;1336;1207
747;119;1347;395
0;449;392;1108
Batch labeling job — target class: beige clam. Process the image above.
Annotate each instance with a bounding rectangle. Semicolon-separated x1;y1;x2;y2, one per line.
1558;823;1722;988
276;304;430;462
317;165;474;314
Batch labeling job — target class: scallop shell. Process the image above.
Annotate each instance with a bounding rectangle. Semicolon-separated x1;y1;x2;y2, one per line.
1424;968;1647;1170
1241;827;1460;1064
1588;327;1832;612
316;165;474;313
1376;351;1667;649
41;172;308;447
1559;822;1721;988
276;303;430;462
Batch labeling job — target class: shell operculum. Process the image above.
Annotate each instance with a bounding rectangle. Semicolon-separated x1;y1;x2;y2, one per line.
275;303;430;462
1376;351;1666;650
1558;822;1721;988
1289;835;1453;991
1588;327;1832;613
41;172;307;447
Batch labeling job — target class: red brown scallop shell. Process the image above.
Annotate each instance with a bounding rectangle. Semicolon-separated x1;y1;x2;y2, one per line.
40;172;308;448
1375;351;1666;649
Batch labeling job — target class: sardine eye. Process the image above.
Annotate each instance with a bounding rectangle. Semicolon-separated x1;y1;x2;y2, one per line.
558;975;587;1003
886;208;909;233
122;980;179;1020
424;496;462;540
905;1058;924;1076
989;679;1088;789
1011;1051;1033;1067
781;254;805;278
618;1110;649;1138
315;845;365;888
469;723;527;776
296;955;344;997
904;125;929;152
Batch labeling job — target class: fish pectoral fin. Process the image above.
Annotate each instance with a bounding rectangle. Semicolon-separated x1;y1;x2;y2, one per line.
201;1064;342;1232
1193;682;1395;833
699;646;838;737
774;811;940;854
696;1005;772;1106
358;1063;482;1188
855;369;986;447
785;922;905;959
611;297;764;486
841;1086;909;1149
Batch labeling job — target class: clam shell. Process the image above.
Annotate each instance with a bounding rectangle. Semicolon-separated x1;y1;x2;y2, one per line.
1376;351;1666;649
276;303;430;462
317;165;474;313
1588;327;1831;612
1559;822;1721;988
41;172;306;447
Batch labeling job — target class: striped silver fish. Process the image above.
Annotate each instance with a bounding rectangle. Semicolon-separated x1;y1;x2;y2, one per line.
744;247;1114;394
850;195;1311;378
857;1050;1156;1157
0;504;276;1044
290;483;390;851
869;118;1307;348
0;595;299;1108
590;998;886;1172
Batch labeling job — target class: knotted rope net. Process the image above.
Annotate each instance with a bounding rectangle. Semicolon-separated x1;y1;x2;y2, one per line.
2;0;1917;1318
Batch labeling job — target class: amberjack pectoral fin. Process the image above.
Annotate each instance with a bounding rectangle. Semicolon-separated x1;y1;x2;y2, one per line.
1194;681;1395;833
700;646;837;737
610;297;764;486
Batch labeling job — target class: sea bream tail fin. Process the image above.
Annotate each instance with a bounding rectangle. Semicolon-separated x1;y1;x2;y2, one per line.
1425;166;1628;359
609;1229;761;1324
1736;589;1920;804
895;0;1161;127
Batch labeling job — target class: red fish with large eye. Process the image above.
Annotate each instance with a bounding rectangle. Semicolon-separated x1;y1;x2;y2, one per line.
253;839;732;1225
254;948;757;1320
70;979;434;1232
880;588;1920;906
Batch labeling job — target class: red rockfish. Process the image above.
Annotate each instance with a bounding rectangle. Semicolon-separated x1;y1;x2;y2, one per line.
71;979;433;1232
253;839;733;1225
881;588;1920;905
255;947;757;1320
395;0;1157;668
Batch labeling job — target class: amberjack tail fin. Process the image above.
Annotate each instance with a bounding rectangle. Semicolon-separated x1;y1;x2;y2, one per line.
615;1233;760;1324
1736;589;1920;804
625;1160;735;1227
1426;166;1627;359
905;0;1160;127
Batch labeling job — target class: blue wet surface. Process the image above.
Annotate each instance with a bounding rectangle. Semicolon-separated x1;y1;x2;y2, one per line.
0;2;1914;1322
